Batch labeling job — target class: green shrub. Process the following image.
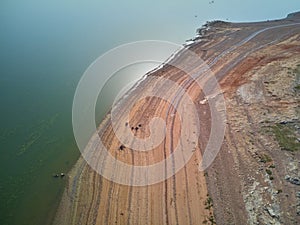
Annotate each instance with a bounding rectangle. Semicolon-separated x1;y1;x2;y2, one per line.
266;169;272;175
272;124;300;152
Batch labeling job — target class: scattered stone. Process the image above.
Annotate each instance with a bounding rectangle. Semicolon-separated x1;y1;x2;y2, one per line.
119;145;125;151
291;178;300;185
265;206;279;218
280;121;288;125
285;175;300;185
296;191;300;216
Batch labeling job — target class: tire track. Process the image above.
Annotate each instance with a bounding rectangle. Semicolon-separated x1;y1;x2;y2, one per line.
103;85;164;225
159;30;238;225
69;21;300;225
98;78;155;224
125;91;164;225
161;21;300;225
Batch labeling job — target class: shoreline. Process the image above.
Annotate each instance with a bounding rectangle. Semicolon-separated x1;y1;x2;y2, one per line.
52;156;85;225
52;114;112;225
53;12;300;224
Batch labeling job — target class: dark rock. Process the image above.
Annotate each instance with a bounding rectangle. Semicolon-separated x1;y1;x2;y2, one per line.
266;207;279;218
280;121;288;125
287;12;300;19
291;178;300;185
285;175;300;185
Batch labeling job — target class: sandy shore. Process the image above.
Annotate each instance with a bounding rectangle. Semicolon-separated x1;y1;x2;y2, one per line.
54;13;300;225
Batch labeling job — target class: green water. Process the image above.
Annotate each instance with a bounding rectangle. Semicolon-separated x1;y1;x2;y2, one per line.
0;3;170;222
0;64;82;224
0;57;157;225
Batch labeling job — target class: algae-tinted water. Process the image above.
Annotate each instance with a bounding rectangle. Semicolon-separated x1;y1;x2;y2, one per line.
0;3;166;223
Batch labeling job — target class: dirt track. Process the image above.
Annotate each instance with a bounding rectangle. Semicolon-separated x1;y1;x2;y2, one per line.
54;12;300;225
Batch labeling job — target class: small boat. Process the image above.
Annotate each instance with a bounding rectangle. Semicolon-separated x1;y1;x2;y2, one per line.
53;173;65;178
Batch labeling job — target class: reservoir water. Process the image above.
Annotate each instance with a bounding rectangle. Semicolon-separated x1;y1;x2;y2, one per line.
0;2;195;224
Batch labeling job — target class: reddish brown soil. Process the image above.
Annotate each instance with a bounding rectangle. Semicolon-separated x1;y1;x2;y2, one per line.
54;13;300;225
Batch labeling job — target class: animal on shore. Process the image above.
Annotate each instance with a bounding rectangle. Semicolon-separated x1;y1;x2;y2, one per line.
119;145;125;151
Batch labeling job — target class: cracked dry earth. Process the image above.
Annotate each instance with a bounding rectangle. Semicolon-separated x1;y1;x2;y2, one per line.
54;13;300;225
